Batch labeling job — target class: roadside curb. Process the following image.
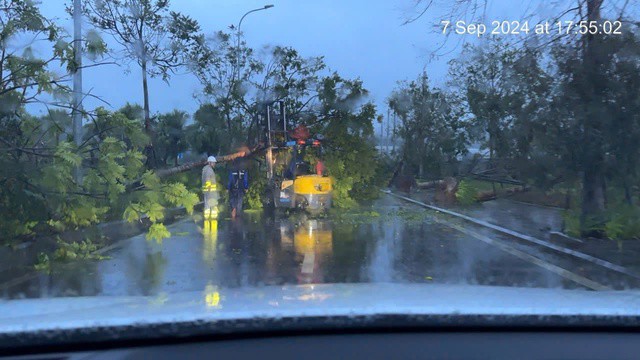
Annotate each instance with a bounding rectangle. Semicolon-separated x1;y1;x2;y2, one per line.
382;189;640;281
550;231;584;245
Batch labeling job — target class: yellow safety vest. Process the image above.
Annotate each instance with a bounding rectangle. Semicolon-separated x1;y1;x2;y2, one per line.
203;181;218;192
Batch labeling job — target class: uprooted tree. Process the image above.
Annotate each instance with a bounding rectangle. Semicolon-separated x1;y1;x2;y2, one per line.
401;0;640;238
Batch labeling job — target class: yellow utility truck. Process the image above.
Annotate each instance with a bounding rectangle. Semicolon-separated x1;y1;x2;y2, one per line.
259;101;332;214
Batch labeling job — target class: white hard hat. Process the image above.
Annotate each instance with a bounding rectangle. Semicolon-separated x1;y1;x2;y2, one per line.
207;156;217;163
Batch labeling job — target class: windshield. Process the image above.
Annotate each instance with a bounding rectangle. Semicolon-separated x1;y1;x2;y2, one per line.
2;0;640;342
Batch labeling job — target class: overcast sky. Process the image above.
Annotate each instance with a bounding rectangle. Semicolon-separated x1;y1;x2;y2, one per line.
39;1;438;115
35;0;586;129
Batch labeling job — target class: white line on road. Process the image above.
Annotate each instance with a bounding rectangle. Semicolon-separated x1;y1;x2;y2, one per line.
434;217;610;291
383;190;640;280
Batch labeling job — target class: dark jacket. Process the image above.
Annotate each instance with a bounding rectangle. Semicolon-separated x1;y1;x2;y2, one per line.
228;170;249;192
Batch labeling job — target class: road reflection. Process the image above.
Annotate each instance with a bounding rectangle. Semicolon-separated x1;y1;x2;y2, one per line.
202;220;218;264
2;200;588;299
204;283;221;308
138;251;168;295
280;219;333;284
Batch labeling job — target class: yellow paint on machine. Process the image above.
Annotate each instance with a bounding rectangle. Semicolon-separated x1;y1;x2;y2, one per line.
293;175;332;195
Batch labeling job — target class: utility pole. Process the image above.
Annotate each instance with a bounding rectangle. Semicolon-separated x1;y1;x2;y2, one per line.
235;5;274;85
386;111;390;149
386;107;390;150
73;0;83;183
379;115;383;142
393;112;397;153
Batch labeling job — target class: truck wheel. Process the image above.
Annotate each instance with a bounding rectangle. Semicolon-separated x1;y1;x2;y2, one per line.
295;195;309;210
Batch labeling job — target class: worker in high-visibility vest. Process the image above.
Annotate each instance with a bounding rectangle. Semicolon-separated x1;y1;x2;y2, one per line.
202;156;219;219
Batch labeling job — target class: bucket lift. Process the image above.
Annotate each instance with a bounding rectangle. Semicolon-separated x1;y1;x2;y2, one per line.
258;101;332;214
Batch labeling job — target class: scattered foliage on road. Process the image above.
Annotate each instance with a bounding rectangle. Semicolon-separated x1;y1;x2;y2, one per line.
34;238;109;273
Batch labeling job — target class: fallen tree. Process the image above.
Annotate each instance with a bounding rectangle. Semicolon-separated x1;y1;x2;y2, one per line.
126;146;264;192
155;148;256;178
417;179;446;189
433;177;459;205
476;186;530;202
418;176;530;204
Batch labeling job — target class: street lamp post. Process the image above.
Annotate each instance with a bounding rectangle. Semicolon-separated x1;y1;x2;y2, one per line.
235;4;274;85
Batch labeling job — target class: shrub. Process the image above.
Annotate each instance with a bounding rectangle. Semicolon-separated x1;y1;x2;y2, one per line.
562;210;581;238
244;173;265;210
605;205;640;240
456;180;478;206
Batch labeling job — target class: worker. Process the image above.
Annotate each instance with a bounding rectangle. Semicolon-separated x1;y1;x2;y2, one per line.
202;156;219;219
228;161;249;219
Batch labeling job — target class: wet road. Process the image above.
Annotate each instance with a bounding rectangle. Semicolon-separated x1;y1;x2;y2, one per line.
4;195;598;299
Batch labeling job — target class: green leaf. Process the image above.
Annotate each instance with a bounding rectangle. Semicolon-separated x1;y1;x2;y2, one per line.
55;142;82;167
144;202;165;222
123;150;145;178
34;253;51;273
146;223;171;243
142;171;161;190
123;204;140;222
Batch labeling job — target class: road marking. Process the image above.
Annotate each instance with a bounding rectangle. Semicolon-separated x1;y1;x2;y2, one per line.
434;217;611;291
383;190;640;280
302;252;315;274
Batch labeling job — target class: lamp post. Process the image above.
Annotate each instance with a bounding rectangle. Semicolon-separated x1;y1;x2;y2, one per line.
235;5;274;84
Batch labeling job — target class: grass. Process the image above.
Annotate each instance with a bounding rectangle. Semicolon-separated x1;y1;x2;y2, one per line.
562;190;640;241
328;206;433;225
464;179;521;193
467;180;570;208
328;207;382;225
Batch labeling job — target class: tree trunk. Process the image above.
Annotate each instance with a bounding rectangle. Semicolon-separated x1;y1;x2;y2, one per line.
141;60;157;168
388;160;404;187
624;180;633;206
142;61;151;132
488;131;497;194
580;168;606;237
225;105;232;133
417;179;444;189
72;0;83;184
579;0;607;238
155;149;253;178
